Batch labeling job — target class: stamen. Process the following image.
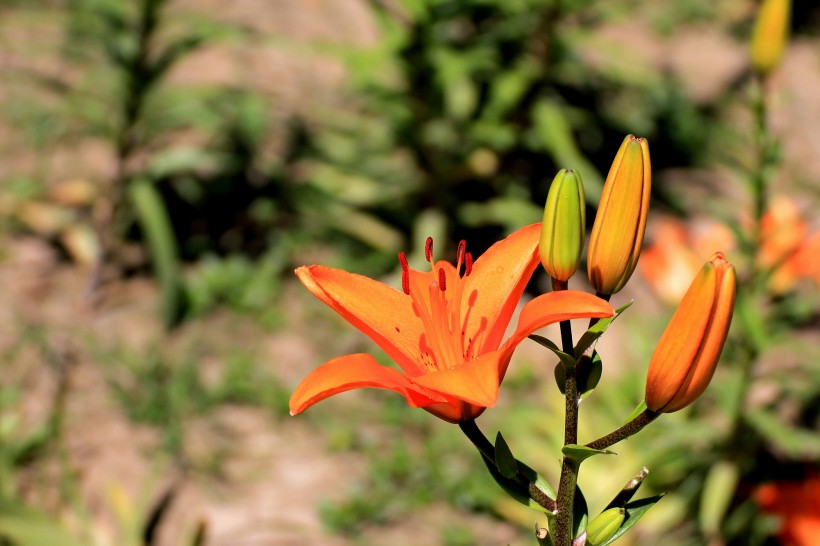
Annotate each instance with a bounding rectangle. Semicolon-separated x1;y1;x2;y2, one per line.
438;268;446;291
398;252;410;295
464;252;473;276
425;237;434;263
457;240;466;266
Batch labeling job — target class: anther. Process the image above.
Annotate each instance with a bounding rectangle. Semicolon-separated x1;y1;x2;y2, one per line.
398;252;410;295
438;268;446;291
425;237;434;262
457;240;466;264
464;252;473;277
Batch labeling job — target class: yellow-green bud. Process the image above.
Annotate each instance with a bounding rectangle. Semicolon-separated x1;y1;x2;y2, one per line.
751;0;791;76
585;507;625;546
539;169;586;283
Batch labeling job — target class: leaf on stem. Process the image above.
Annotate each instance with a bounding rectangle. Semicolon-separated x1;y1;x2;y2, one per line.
561;444;613;466
574;301;633;357
494;432;518;479
597;494;666;546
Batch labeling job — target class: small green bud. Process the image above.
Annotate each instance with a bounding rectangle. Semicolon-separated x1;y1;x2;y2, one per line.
540;169;586;282
585;507;625;546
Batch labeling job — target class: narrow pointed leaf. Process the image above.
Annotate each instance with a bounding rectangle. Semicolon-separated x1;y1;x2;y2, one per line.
562;444;613;466
572;484;589;540
624;401;648;424
605;467;649;510
574;301;633;357
530;334;576;368
495;432;518;479
599;494;666;546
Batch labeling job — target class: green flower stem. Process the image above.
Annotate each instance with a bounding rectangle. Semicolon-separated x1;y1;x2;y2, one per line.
553;307;579;546
585;409;660;451
459;419;496;461
459;420;557;512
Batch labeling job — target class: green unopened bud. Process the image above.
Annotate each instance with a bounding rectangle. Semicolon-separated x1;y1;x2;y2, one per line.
540;169;586;283
585;507;625;546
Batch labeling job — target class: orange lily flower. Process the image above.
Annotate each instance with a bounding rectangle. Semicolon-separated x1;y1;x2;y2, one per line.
290;223;615;423
755;475;820;546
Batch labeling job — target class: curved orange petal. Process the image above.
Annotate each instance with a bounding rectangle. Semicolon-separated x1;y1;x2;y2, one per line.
289;353;442;415
411;350;506;408
499;290;615;377
461;223;542;353
296;266;425;375
422;401;486;423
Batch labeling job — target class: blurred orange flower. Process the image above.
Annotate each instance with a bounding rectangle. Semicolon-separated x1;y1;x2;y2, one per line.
756;475;820;546
641;196;820;302
290;224;614;423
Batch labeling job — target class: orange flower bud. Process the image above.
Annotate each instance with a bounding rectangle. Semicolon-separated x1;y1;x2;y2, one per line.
587;135;651;295
751;0;791;76
645;253;736;413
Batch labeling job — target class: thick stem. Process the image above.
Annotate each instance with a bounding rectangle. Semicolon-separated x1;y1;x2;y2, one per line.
585;409;660;451
553;316;579;546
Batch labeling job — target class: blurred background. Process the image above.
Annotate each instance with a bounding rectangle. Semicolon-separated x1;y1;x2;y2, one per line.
1;0;819;545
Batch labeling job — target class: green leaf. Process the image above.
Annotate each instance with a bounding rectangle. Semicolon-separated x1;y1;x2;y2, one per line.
623;401;648;425
574;301;633;358
0;500;86;546
604;467;649;511
129;178;185;328
561;444;613;466
478;453;555;513
577;352;603;398
572;484;589;540
699;460;739;537
529;100;603;203
494;432;518;479
478;453;531;509
599;494;666;546
746;410;820;459
530;334;576;368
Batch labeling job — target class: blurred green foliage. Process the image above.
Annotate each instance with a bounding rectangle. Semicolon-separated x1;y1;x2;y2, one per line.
1;0;819;545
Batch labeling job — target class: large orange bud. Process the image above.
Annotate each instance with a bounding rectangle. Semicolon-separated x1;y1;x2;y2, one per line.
645;253;736;413
587;135;651;295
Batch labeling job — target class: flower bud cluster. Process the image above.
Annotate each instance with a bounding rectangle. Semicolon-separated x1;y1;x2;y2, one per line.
538;133;736;413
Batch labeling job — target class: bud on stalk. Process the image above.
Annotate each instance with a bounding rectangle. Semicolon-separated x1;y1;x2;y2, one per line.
540;169;586;284
587;135;651;295
585;507;625;546
645;253;736;413
751;0;791;76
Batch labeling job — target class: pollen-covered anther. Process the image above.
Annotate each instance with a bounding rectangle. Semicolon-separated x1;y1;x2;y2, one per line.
438;268;447;291
398;251;410;295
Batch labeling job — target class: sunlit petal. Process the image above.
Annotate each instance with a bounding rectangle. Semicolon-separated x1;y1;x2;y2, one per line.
289;353;442;415
462;223;542;353
296;266;426;375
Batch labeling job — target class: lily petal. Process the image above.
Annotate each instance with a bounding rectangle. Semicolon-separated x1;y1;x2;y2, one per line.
462;223;542;353
289;353;442;415
296;266;426;375
411;350;506;408
499;290;615;376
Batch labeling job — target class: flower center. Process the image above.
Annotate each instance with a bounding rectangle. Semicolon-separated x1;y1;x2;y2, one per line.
398;238;482;373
